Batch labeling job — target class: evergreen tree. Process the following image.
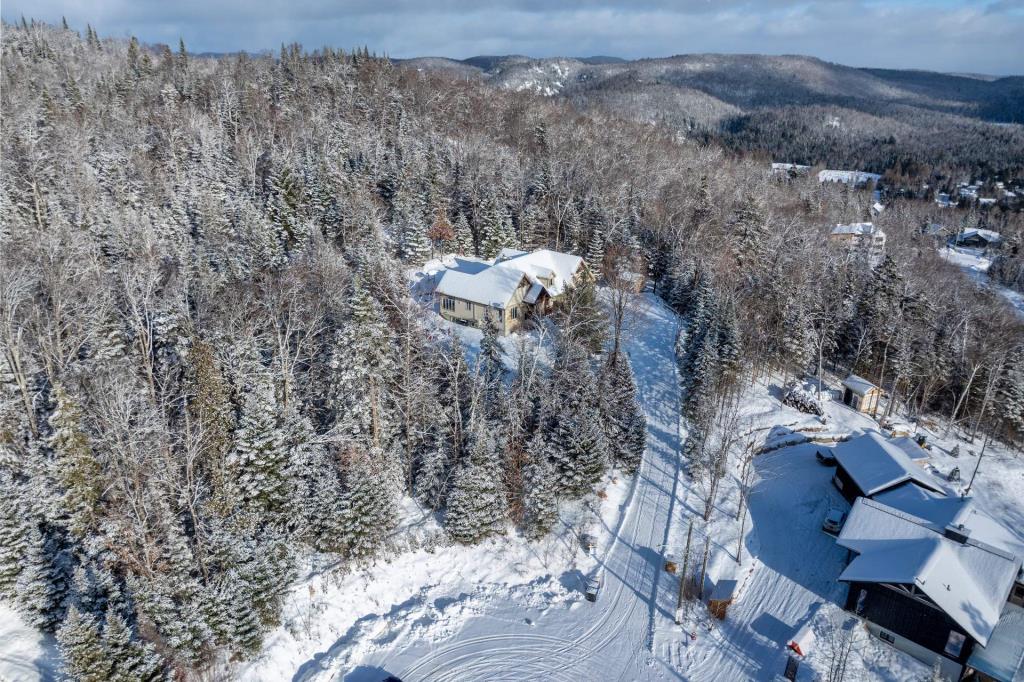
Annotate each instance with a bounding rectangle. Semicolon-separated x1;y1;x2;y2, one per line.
556;278;605;354
996;345;1024;438
445;425;506;543
599;352;646;473
479;194;516;259
16;525;70;632
545;342;608;496
230;372;290;516
49;385;104;539
102;608;165;682
478;316;506;418
453;212;475;255
327;278;396;449
0;480;27;598
561;202;582;253
57;605;112;682
520;434;559;539
338;451;396;560
728;194;769;271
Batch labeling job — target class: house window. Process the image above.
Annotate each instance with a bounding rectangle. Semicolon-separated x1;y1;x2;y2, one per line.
442;297;456;311
855;588;867;615
944;631;966;658
465;301;473;311
511;307;519;320
879;630;895;645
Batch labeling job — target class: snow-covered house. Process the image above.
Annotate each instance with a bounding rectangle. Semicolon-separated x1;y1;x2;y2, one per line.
830;432;948;504
829;223;886;266
954;228;1004;250
818;170;882;187
837;496;1024;680
840;374;882;414
771;162;810;178
433;248;588;334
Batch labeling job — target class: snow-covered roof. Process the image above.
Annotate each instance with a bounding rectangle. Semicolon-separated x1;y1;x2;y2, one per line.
435;268;528;309
966;602;1024;682
841;374;878;395
831;222;878;237
523;282;545;305
871;202;885;214
837;498;1022;646
874;487;1024;559
958;228;1003;244
889;436;930;463
494;248;529;261
833;432;948;497
493;249;585;297
818;170;882;185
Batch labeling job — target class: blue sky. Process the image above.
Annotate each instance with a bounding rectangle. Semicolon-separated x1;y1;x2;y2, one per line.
4;0;1023;74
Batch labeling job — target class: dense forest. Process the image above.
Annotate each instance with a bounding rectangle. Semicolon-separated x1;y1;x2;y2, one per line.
1;20;1023;679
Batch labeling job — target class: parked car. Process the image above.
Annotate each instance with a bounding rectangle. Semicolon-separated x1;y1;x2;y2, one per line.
585;574;603;602
822;507;847;534
815;448;837;466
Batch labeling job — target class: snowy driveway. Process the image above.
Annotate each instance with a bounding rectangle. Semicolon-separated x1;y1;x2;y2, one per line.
346;295;688;681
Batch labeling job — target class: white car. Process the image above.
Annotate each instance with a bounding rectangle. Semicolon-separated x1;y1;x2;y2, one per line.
822;507;847;535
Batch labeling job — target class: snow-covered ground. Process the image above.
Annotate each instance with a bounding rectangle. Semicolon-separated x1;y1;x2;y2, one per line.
0;604;60;682
940;245;1024;317
4;287;1022;682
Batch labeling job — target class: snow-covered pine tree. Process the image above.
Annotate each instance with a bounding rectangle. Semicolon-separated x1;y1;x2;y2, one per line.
556;277;605;354
266;166;312;257
101;607;165;682
337;450;396;560
57;605;113;682
0;478;27;598
229;371;290;516
996;345;1024;438
545;340;608;497
49;384;104;539
585;227;605;276
728;194;769;271
15;524;70;631
327;277;397;449
561;202;582;254
445;422;507;544
453;211;475;255
599;351;646;474
520;432;559;539
479;315;506;418
479;194;516;259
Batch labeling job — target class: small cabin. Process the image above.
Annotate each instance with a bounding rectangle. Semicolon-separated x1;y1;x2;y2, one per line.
841;375;881;414
709;579;739;620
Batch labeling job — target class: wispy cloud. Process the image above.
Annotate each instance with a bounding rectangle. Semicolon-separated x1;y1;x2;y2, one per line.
3;0;1022;74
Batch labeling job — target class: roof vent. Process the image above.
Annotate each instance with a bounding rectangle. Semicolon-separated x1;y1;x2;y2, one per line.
944;523;970;544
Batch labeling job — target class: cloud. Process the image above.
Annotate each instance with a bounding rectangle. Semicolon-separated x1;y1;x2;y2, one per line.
3;0;1022;74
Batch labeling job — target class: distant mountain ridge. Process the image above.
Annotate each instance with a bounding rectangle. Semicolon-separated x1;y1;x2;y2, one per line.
399;52;1024;178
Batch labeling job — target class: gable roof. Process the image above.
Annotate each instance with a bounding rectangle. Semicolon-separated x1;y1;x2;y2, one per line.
842;374;878;395
833;432;947;497
831;222;878;237
958;228;1003;244
493;249;585;297
435;268;528;309
838;498;1022;646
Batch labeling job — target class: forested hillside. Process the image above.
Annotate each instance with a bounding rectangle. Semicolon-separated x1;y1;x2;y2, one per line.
407;53;1024;184
1;21;1023;679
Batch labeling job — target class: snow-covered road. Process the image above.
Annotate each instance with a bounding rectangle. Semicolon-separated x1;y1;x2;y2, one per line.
340;295;688;681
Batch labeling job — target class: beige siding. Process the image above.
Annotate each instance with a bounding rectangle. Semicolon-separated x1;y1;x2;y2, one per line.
435;277;531;334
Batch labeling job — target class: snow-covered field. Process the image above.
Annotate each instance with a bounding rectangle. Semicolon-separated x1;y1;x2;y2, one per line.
3;290;1022;682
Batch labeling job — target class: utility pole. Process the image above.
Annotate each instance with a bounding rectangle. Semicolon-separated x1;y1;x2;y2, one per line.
676;520;694;624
